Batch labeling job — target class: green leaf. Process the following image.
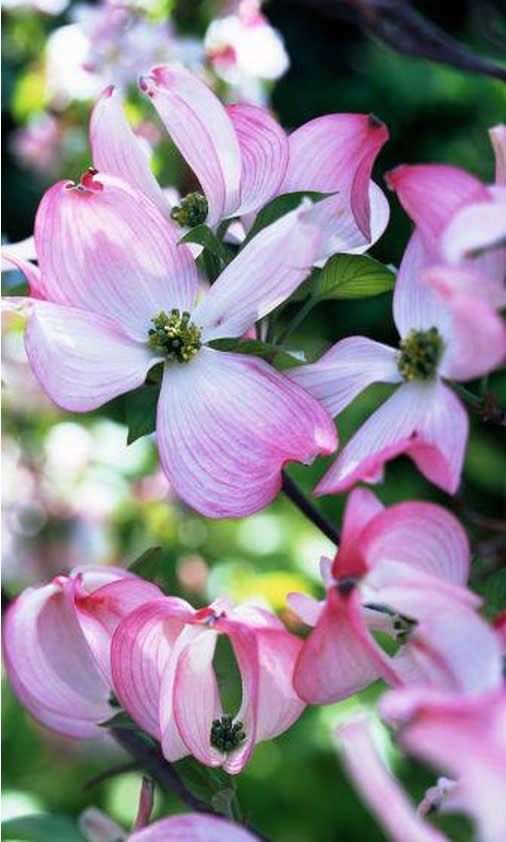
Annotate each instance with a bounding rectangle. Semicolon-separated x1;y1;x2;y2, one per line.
181;225;233;265
175;757;239;816
124;383;159;445
128;546;165;587
207;337;304;369
474;565;506;618
312;253;395;301
2;815;86;842
243;191;333;246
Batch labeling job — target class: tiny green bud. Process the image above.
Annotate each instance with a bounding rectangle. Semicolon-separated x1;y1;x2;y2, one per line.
209;715;246;753
170;192;208;228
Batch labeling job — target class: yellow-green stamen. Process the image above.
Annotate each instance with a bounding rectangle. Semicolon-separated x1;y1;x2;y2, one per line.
398;327;444;381
148;309;201;363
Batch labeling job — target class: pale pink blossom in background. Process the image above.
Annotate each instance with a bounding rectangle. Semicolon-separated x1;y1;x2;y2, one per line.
288;488;502;703
290;231;506;495
205;0;289;104
340;686;506;842
11;113;62;177
339;717;448;842
111;597;305;773
1;0;68;13
3;566;162;736
381;687;506;842
90;65;389;259
387;125;506;310
2;170;335;517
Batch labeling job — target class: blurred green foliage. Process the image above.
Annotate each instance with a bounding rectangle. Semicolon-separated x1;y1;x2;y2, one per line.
2;2;505;841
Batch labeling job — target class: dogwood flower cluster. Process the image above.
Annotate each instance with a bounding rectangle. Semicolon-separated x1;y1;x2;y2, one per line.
2;64;505;841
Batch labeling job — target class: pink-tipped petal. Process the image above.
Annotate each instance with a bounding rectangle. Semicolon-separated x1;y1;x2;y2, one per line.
440;200;506;268
247;627;305;742
316;380;468;496
331;487;385;580
3;580;111;738
282;113;389;252
339;718;448;842
90;86;169;217
140;65;241;226
172;628;224;767
193;202;321;340
288;336;401;419
157;347;336;518
438;290;506;381
226;103;288;216
393;233;451;340
111;598;193;740
376;586;503;695
210;616;260;775
386;164;488;243
130;814;261;841
25;301;158;412
293;588;393;704
75;577;163;684
34;175;198;339
490;124;506;185
360;501;470;584
425;264;506;312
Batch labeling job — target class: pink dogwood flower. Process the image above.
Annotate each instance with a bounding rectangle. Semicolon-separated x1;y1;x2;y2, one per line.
387;125;506;310
111;597;305;773
288;488;502;704
289;230;506;496
339;687;506;842
2;170;336;518
3;565;161;737
81;811;260;842
130;814;261;842
340;688;506;842
90;65;389;261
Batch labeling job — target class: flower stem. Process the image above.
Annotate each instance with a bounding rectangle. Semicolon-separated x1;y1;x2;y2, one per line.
276;296;316;345
450;381;483;409
281;471;340;545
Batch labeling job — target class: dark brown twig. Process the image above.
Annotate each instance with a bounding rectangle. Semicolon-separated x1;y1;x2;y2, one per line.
282;471;340;545
279;0;506;81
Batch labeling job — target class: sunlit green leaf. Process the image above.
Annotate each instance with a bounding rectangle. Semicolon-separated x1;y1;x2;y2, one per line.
312;253;395;301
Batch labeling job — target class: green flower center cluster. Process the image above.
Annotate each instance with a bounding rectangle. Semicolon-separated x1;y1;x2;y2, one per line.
148;309;201;363
170;192;208;228
210;715;246;752
398;327;444;381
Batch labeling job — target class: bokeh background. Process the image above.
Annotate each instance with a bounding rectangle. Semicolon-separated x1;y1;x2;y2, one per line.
2;1;505;840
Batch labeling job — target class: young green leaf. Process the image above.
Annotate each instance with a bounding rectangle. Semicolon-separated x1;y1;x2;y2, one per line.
2;815;86;842
174;756;238;816
124;384;159;445
243;191;333;246
312;253;395;301
181;224;234;265
207;337;305;369
128;546;165;588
